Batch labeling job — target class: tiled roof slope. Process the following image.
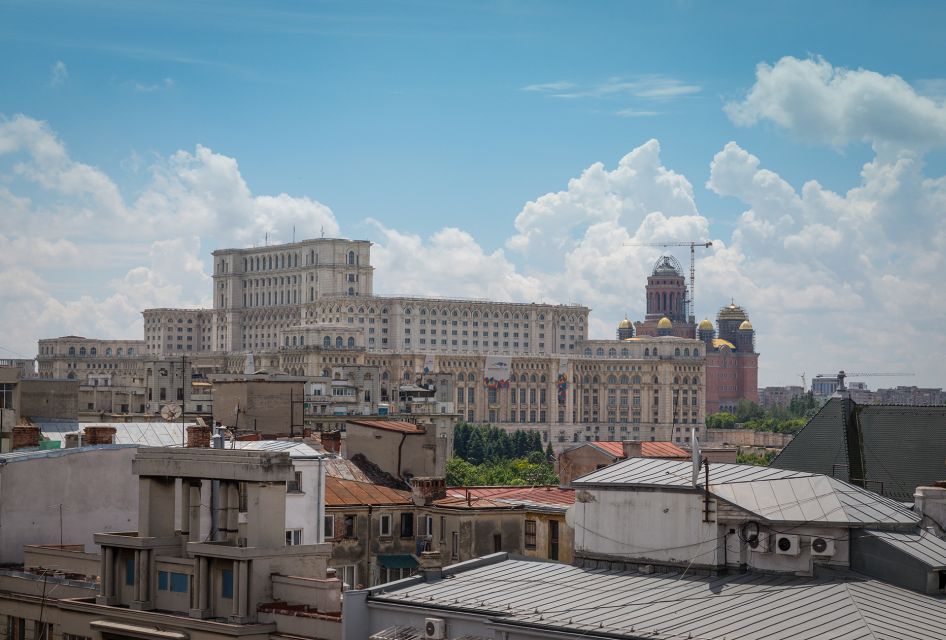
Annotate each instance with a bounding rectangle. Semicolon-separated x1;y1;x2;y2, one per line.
370;557;946;640
589;440;690;459
771;398;946;501
347;420;424;433
443;486;574;510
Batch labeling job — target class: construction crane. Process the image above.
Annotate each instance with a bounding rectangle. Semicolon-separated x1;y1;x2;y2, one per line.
799;372;806;391
624;240;713;321
816;370;915;392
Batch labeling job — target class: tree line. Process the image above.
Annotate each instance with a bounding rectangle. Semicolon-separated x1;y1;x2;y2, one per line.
448;423;557;486
706;396;822;434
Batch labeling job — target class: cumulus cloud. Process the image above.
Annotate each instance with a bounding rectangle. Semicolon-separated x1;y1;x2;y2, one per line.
726;56;946;154
0;114;338;355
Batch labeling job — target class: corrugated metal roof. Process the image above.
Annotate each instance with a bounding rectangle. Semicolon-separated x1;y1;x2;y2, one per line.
325;477;412;506
860;529;946;568
574;457;918;526
369;628;489;640
323;457;373;482
443;486;574;510
347;420;425;434
0;444;137;463
588;441;691;459
36;421;195;447
772;399;946;502
369;558;946;640
234;440;325;458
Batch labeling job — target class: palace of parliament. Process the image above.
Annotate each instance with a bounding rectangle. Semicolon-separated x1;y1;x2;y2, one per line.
36;237;758;445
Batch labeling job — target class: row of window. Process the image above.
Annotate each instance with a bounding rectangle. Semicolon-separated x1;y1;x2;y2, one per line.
66;346;135;356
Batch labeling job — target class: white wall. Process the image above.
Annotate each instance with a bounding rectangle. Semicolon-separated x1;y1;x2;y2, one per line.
284;458;325;545
573;487;719;566
0;447;139;563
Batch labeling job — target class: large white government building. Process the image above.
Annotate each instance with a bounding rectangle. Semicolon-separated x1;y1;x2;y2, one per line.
40;237;706;446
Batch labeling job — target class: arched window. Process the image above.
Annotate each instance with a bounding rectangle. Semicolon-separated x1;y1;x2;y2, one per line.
683;376;689;384
644;348;649;356
684;348;690;356
323;336;331;348
468;373;476;382
127;348;134;355
652;348;658;357
530;374;537;383
348;251;355;265
608;348;616;358
693;349;699;357
347;337;355;348
674;376;680;384
105;348;112;356
596;348;604;357
675;348;681;356
79;347;87;356
299;336;304;346
335;337;343;348
509;373;517;383
540;374;546;383
620;375;629;384
584;348;592;356
286;337;291;346
592;375;600;384
382;371;389;380
403;371;411;381
348;287;355;296
621;348;629;357
608;375;617;384
90;347;97;356
692;376;699;385
458;372;466;381
582;375;590;384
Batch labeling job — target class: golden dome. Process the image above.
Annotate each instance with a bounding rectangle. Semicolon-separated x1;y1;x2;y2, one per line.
712;338;736;350
717;302;749;322
656;316;673;329
698;318;714;331
618;316;632;329
739;320;753;331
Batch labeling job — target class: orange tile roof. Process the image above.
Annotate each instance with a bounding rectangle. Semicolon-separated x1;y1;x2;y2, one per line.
590;441;690;459
440;486;575;510
346;420;425;434
325;476;412;506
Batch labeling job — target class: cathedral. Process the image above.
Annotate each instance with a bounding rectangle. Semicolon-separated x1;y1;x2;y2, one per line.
618;256;759;414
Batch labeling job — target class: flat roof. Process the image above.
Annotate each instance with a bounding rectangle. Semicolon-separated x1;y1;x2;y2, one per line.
366;556;946;640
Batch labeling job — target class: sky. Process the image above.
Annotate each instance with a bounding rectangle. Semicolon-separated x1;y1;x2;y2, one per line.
1;0;945;388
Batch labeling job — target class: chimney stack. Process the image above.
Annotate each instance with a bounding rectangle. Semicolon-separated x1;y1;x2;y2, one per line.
622;440;643;459
411;477;446;506
12;425;41;450
83;426;117;445
186;425;212;448
321;430;341;454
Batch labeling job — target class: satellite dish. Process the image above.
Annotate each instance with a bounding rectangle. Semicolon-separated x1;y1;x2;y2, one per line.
160;404;183;421
691;427;701;486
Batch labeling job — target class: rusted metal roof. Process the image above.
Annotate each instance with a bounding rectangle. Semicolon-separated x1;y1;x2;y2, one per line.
590;440;690;459
347;419;425;434
444;486;575;510
323;457;373;483
325;476;412;506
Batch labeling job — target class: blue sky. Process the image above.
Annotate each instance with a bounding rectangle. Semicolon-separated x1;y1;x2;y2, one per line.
2;0;946;387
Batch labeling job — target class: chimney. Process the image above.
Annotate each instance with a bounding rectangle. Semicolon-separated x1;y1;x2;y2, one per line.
419;550;443;582
12;425;41;450
915;485;946;534
321;430;341;454
186;425;212;448
83;426;117;445
411;477;446;506
622;440;643;459
64;432;80;448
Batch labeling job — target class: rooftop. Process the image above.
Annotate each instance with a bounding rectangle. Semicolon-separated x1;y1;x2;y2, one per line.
442;486;574;511
36;421;196;447
325;477;412;506
574;457;919;527
588;440;690;459
347;419;425;434
365;556;946;640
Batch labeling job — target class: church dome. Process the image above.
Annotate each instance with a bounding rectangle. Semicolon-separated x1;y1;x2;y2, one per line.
739;320;753;331
657;316;673;329
618;317;632;330
717;302;749;322
652;255;683;277
698;318;714;331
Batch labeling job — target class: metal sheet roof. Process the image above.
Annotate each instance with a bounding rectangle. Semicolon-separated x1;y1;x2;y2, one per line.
347;419;425;434
325;477;412;506
574;457;919;526
234;440;325;458
369;557;946;640
589;441;690;459
369;628;489;640
860;529;946;568
36;421;194;447
443;486;574;511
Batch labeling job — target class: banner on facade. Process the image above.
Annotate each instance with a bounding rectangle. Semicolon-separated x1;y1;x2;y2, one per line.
483;355;511;389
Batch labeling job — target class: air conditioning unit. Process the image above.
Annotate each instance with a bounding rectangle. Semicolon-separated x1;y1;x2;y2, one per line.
774;534;800;556
747;531;770;553
424;618;446;640
810;536;836;557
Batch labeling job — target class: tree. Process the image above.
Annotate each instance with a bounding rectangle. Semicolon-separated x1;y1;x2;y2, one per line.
453;423;471;459
467;429;486;465
545;442;555;461
706;412;736;429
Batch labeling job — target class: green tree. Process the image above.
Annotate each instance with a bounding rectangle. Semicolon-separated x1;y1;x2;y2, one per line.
453;422;471;459
706;412;736;429
545;442;555;461
467;429;486;465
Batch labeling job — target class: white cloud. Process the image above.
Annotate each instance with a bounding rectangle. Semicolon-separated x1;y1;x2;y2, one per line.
725;56;946;154
522;81;575;92
49;60;67;87
134;78;175;92
616;109;660;118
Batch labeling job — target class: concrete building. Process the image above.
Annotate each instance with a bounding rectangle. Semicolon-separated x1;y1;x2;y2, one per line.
343;418;453;480
759;384;805;408
211;372;307;434
36;336;146;381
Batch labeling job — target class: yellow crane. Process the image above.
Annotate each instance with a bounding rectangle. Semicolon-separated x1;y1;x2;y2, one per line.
624;240;713;321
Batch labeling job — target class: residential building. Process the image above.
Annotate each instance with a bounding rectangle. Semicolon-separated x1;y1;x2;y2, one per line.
759;384;805;408
343;418;454;480
556;439;689;486
210;372;307;434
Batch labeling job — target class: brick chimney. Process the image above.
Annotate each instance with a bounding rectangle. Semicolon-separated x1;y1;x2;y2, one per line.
411;477;446;506
83;426;117;445
321;430;341;454
12;425;40;450
621;440;643;459
186;425;211;448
